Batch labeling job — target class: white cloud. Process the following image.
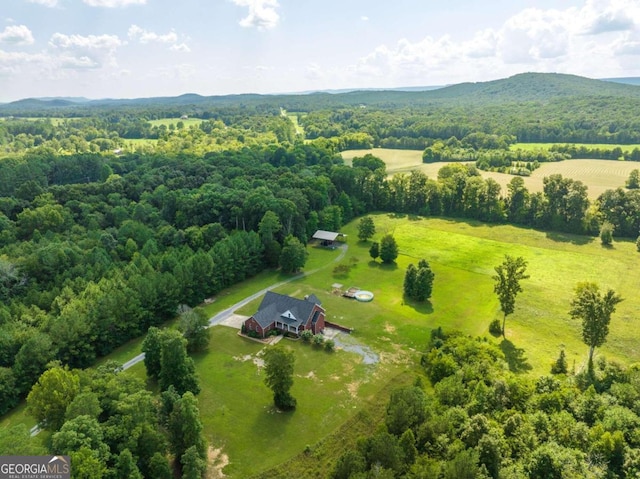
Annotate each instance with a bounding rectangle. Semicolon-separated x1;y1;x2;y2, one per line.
60;55;100;69
0;25;35;45
49;33;124;70
49;33;124;50
128;25;190;52
361;16;369;22
351;0;640;87
83;0;146;7
170;43;191;53
498;8;570;63
580;0;639;34
25;0;59;7
128;25;178;44
231;0;280;30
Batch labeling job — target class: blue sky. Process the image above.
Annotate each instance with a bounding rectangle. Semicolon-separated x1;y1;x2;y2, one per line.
1;0;640;101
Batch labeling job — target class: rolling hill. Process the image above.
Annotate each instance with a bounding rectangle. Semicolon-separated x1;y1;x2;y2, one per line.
1;72;640;115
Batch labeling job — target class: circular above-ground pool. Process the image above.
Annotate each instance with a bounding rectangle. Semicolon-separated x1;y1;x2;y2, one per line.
354;290;374;302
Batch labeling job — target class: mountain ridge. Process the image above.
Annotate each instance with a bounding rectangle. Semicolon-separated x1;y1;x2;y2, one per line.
2;72;640;114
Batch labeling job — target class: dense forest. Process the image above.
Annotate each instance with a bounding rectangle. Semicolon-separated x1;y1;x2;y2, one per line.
2;72;640;478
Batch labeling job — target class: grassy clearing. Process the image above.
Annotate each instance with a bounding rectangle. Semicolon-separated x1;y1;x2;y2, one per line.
286;114;305;136
193;327;397;478
341;148;639;198
512;142;640;152
147;118;204;128
0;117;74;126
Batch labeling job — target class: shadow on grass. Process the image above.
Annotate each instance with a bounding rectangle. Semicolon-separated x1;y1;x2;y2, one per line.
545;231;592;246
252;401;296;435
500;339;532;373
402;296;434;315
385;212;423;222
378;262;398;271
367;261;398;271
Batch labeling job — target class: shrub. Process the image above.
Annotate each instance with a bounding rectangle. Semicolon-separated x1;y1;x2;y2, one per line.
313;334;325;347
333;264;351;275
324;339;335;352
551;349;568;374
636;235;640;252
300;330;313;343
489;319;502;336
600;221;614;246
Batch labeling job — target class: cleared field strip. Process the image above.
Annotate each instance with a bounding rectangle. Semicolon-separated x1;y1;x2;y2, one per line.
341;148;639;199
512;142;640;152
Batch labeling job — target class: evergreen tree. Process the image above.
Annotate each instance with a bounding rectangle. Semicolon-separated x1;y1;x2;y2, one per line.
413;263;435;302
369;242;380;262
403;264;417;297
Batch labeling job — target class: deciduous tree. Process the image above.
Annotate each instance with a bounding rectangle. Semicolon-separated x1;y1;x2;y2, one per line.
279;235;308;273
27;366;80;431
263;346;296;410
178;308;210;353
379;234;398;264
493;255;529;338
142;326;163;379
627;169;640;189
159;329;200;395
168;392;207;474
570;282;622;371
357;216;376;242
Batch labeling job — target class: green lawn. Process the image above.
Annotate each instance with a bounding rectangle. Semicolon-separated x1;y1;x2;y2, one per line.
192;327;391;477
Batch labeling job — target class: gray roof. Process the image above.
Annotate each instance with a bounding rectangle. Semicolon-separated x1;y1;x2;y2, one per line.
252;291;322;329
312;230;340;241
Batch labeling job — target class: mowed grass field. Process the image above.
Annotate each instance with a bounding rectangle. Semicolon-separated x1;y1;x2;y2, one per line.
341;148;640;199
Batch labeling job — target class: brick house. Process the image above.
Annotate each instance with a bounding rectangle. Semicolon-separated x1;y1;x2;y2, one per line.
243;291;325;338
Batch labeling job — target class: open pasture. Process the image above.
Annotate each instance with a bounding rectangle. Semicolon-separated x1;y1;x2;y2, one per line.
341;148;639;198
214;214;640;475
148;117;204;128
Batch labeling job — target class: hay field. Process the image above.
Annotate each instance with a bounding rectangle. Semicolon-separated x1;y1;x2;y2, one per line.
512;142;640;152
341;148;639;198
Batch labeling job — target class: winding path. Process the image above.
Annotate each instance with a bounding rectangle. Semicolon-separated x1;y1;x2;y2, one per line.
30;244;348;436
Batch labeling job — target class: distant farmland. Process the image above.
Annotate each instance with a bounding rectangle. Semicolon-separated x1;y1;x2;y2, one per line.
341;148;639;199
